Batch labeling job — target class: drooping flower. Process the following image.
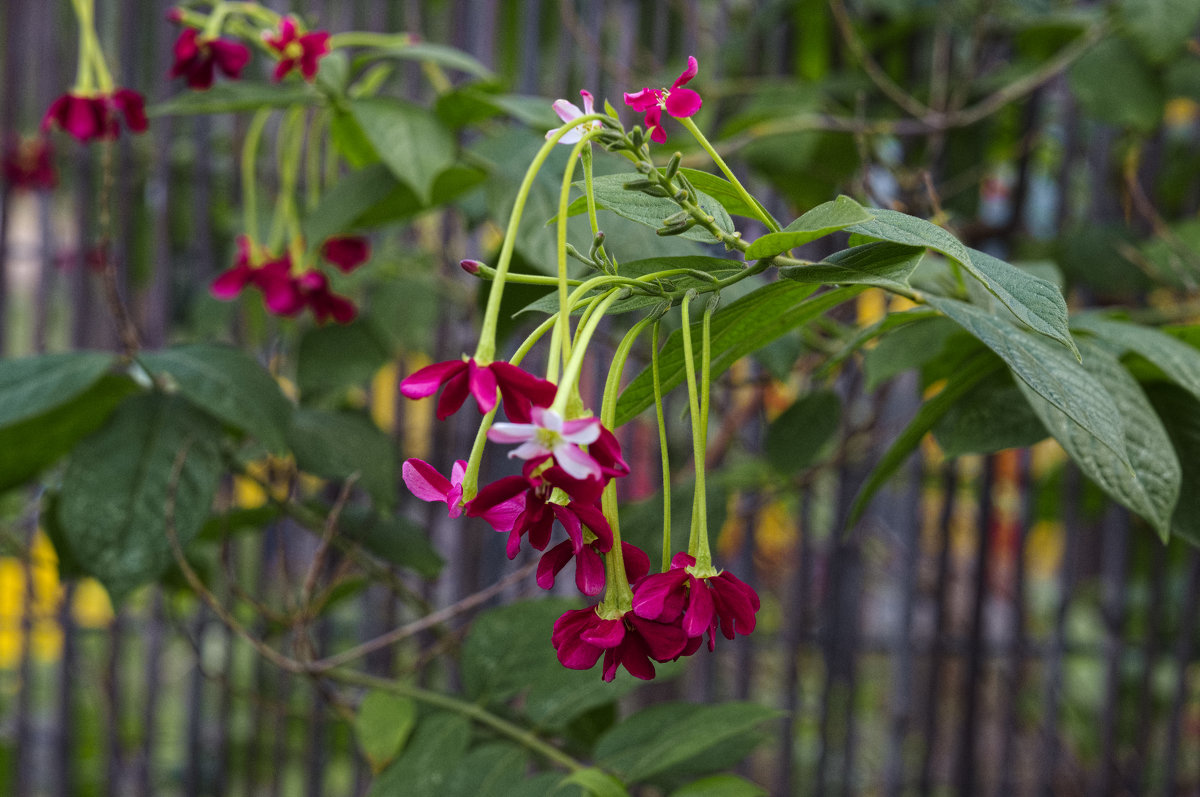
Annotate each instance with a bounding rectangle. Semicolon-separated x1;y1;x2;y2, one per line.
321;236;371;273
552;605;689;681
2;136;56;191
264;16;330;82
466;462;610;559
538;539;649;597
399;359;556;421
41;90;148;143
402;458;524;530
546;89;602;144
488;407;603;481
632;552;761;649
623;56;702;143
210;235;258;299
296;269;357;324
169;29;251;90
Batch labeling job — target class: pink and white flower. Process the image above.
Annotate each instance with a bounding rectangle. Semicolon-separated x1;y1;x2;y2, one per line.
546;89;602;145
487;407;603;481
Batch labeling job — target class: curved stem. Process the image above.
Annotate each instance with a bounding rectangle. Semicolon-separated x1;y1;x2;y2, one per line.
694;297;715;570
549;131;601;383
581;146;609;266
474;113;614;365
679;294;707;561
459;406;498;504
241;109;271;246
677;116;780;232
549;290;621;416
651;322;671;571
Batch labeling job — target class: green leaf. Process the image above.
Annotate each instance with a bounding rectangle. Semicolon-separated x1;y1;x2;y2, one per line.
360;41;495;80
302;163;397;245
349;97;455;204
848;212;1076;354
445;744;531;797
330;110;380;167
1144;384;1200;546
148;82;321;116
354;165;488;229
557;769;630;797
570;173;736;244
744;196;874;259
863;316;961;391
1071;315;1200;402
57;394;224;603
1119;0;1200;63
765;390;841;475
435;88;558;129
288;410;397;509
0;374;138;491
780;242;924;291
367;713;470;797
616;285;860;426
141;344;292;453
355;691;417;773
933;370;1048;457
1068;37;1164;130
339;508;443;578
850;354;1002;525
595;702;779;784
0;351;115;428
1017;340;1181;540
296;320;392;397
677;168;779;227
517;256;740;317
669;775;768;797
925;296;1128;466
461;600;643;728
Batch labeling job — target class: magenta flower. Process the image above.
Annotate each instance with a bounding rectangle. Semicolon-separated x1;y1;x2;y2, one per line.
3;136;56;191
402;458;524;530
264;16;330;82
488;407;603;481
466;463;610;559
538;539;650;597
169;29;251;90
552;605;689;681
546;89;601;144
42;90;147;143
210;235;257;299
623;56;702;143
296;269;357;324
321;236;371;273
399;359;556;422
632;552;761;648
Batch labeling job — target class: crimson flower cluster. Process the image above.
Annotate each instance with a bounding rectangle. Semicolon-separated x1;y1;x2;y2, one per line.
2;136;56;191
210;235;367;324
42;91;147;143
169;28;251;89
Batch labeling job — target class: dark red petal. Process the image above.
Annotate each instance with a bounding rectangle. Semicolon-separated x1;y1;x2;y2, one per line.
526;504;556;551
622;542;650;584
570;502;611;552
536;541;574;591
111;90;148;133
209;39;251;77
466;475;532;516
614;633;656;680
467;359;498;414
210;264;253;299
321;236;370;273
630;570;689;621
399;359;466;400
580;617;624;648
628;615;689;661
681;577;715;637
670;552;696;570
574;544;607;596
590;426;629;477
435;369;470;420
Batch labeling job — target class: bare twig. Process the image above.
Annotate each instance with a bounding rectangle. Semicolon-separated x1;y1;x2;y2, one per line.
299;475;358;615
96;140;141;355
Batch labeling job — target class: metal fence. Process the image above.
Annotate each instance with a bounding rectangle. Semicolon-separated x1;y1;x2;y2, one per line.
1;1;1198;795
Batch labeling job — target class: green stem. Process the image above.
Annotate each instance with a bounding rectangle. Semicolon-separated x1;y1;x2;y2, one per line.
324;668;585;773
549;290;621;416
305;110;325;211
269;108;306;254
241;109;271;247
651;322;672;571
694;296;715;570
327;31;418;50
473;113;613;365
679;293;708;564
549;132;600;383
677;116;778;232
581;146;609;267
459;406;498;504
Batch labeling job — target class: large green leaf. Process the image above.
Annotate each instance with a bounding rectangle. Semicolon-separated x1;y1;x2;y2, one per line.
557;769;630;797
848;211;1076;353
850;353;1003;525
349;98;455;204
0;351;115;428
926;296;1128;465
302;163;398;245
57;394;224;602
148;82;321;115
339;508;443;578
1072;315;1200;402
141;344;292;453
1018;340;1181;540
1119;0;1200;63
678;168;778;226
670;775;768;797
1144;384;1200;546
780;242;924;291
863;316;962;391
0;374;138;491
744;196;874;259
616;285;860;426
1068;37;1164;130
435;87;558;129
569;173;736;244
932;370;1048;457
288;409;397;509
446;744;531;797
296;320;392;397
765;390;841;475
594;702;778;783
367;713;470;797
355;691;417;773
358;41;495;80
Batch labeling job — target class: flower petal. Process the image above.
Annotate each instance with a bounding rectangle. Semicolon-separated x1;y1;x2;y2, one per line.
551;99;583;124
399;360;465;399
622;542;651;584
575;545;607;596
672;56;699;89
623;88;660;111
664;87;702;118
400;458;452;503
536;540;574;590
681;577;715;637
553;442;602;481
486;421;536;444
435;369;471;420
560;417;601;444
468;359;498;414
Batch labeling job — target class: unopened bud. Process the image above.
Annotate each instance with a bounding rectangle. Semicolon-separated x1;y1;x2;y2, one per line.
656;219;696;236
662;210;690;226
635;159;653;174
665;152;682;180
460;259;483;275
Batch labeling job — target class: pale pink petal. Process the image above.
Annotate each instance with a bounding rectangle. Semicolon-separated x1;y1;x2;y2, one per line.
551;99;583;124
401;459;452;503
553;442;602;481
532;406;563;433
510;440;552;460
548;125;584;144
450;460;467;486
665;87;702;118
487;421;536;444
560;418;601;445
579;90;595;115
